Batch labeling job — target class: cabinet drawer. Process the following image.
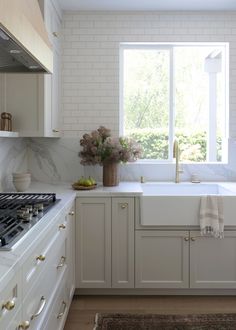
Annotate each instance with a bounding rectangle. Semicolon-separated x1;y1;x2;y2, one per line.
0;272;22;330
21;237;67;329
43;273;69;330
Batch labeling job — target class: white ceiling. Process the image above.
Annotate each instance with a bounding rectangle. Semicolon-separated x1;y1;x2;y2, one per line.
58;0;236;11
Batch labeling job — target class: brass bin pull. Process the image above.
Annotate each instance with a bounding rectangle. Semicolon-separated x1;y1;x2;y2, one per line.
121;203;128;209
31;296;46;320
2;299;15;310
59;224;66;230
57;301;67;319
191;237;196;242
57;256;66;269
184;237;189;241
18;321;30;329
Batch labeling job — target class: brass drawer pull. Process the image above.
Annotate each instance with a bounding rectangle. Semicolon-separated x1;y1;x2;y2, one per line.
57;256;66;269
121;203;128;209
184;237;189;241
36;254;46;262
191;237;196;242
69;211;74;216
59;224;66;230
31;296;46;320
18;321;30;329
57;301;67;319
52;129;60;133
2;299;15;310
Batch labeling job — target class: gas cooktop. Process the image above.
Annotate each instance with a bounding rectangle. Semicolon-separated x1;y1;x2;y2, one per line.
0;193;60;251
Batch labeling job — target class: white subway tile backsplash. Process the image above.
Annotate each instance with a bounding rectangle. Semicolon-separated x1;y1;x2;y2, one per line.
62;11;236;138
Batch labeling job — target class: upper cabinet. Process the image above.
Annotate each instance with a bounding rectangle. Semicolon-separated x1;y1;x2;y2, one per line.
0;0;61;137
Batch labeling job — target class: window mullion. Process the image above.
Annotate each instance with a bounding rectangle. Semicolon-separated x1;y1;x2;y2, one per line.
169;47;174;161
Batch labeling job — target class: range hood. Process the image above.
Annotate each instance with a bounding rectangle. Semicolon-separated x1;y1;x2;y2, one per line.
0;0;53;73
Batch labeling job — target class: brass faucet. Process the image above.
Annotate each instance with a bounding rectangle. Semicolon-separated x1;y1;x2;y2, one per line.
173;139;183;183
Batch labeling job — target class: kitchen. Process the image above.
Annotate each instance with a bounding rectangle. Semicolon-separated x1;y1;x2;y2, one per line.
1;0;236;329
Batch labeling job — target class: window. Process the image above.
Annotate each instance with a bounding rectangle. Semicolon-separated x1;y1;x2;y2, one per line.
120;43;229;163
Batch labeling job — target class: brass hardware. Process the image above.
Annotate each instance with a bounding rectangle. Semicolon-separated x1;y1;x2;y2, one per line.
59;224;66;230
184;237;189;241
121;203;128;209
2;299;15;310
57;256;66;269
69;211;74;216
191;237;196;241
140;176;145;183
57;301;67;319
52;129;60;133
52;32;58;37
36;254;46;262
31;296;46;320
18;321;30;329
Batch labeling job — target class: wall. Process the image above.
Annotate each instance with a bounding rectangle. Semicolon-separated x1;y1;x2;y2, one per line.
28;11;236;183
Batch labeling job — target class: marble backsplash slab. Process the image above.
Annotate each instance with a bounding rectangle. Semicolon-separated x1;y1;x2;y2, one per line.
26;137;236;184
0;138;28;191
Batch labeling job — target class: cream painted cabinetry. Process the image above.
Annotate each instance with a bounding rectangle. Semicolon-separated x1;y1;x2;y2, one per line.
190;230;236;289
0;200;75;330
135;231;189;288
0;0;61;137
135;229;236;290
76;197;135;289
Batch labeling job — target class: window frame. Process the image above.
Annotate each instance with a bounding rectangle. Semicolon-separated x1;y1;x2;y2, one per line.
119;42;229;164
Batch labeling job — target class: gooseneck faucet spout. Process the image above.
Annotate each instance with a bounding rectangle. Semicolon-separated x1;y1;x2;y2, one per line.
173;138;182;183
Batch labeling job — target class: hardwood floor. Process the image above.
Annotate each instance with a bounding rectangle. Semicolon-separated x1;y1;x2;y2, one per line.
64;295;236;330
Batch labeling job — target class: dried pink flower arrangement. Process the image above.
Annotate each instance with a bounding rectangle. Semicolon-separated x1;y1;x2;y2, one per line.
79;126;142;165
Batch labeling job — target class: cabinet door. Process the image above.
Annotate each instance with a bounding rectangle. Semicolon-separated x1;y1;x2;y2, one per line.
112;197;134;288
135;230;189;288
76;197;112;288
190;231;236;289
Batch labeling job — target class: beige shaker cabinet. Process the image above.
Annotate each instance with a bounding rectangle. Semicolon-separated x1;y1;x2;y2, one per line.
76;197;135;289
189;230;236;289
76;197;112;288
0;0;61;137
135;230;190;289
112;197;135;288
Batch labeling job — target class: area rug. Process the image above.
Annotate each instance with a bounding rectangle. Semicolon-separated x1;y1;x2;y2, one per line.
94;313;236;330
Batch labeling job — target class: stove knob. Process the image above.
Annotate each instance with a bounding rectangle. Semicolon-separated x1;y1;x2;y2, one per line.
32;208;38;216
25;205;33;213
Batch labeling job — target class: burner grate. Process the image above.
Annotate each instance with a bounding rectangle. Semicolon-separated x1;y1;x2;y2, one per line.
0;193;59;250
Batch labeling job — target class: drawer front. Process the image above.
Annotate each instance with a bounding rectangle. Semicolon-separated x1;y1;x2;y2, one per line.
43;273;68;330
22;212;68;294
0;272;22;330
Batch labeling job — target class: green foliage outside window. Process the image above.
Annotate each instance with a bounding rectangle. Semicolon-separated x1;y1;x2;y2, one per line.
127;129;222;162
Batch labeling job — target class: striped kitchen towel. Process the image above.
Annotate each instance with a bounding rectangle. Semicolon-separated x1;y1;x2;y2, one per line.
199;195;224;238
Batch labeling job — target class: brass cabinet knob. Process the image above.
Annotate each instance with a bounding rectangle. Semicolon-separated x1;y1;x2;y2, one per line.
59;224;66;230
52;129;60;133
18;321;30;329
2;299;15;310
191;237;196;242
184;237;189;241
69;211;74;216
36;254;46;262
121;203;128;209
